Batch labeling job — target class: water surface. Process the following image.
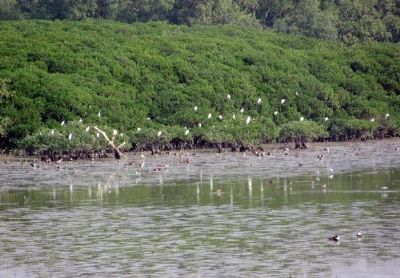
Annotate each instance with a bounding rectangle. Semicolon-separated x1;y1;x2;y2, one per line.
0;140;400;277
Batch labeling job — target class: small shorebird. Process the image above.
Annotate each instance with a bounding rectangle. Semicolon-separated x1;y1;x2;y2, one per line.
328;235;340;242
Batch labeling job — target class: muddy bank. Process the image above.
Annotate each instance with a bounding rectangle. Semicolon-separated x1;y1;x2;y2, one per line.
1;139;399;189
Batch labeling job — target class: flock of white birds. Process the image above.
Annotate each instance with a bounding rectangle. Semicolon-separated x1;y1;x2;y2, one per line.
58;93;388;142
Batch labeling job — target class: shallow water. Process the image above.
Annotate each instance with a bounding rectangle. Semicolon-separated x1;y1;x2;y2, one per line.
0;140;400;277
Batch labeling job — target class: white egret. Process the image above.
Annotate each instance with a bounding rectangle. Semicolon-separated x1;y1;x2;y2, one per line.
194;106;198;112
227;94;231;100
208;113;212;119
85;126;90;132
137;127;142;131
281;99;286;104
198;123;202;128
257;98;262;104
146;117;151;120
370;118;375;122
295;91;299;96
157;131;162;137
68;133;73;140
51;129;55;135
61;120;65;126
300;117;304;121
324;117;329;121
385;113;390;118
120;133;124;137
98;111;101;117
96;132;100;138
113;129;118;136
273;111;278;116
218;115;223;120
246;116;251;125
185;129;190;135
79;118;83;123
240;107;244;113
232;114;236;120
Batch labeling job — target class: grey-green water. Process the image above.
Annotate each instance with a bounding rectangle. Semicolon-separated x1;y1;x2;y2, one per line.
1;140;400;277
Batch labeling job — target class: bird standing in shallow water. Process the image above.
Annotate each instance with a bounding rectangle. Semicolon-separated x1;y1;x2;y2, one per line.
328;235;340;242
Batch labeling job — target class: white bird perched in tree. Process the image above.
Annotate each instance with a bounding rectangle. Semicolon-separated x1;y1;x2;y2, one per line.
68;133;73;140
98;111;101;117
146;117;151;120
198;123;202;128
51;129;55;135
240;107;244;113
113;129;118;136
246;116;251;125
120;133;124;137
257;98;262;104
61;120;65;126
157;131;162;137
208;113;212;119
324;117;329;121
295;91;299;96
232;114;236;120
273;111;278;116
300;117;304;121
385;113;390;118
194;106;198;111
85;126;90;132
281;99;286;104
79;118;83;123
137;127;142;131
370;118;375;122
96;132;100;138
185;129;190;135
218;115;223;120
227;94;231;100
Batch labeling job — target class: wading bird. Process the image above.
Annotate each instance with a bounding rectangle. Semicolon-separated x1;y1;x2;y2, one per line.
246;116;251;125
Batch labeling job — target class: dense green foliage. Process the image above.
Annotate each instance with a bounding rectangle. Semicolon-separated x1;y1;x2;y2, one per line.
279;120;328;142
0;0;399;43
0;20;399;152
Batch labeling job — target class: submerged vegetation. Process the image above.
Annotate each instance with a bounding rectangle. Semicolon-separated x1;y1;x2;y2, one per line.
0;20;399;156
